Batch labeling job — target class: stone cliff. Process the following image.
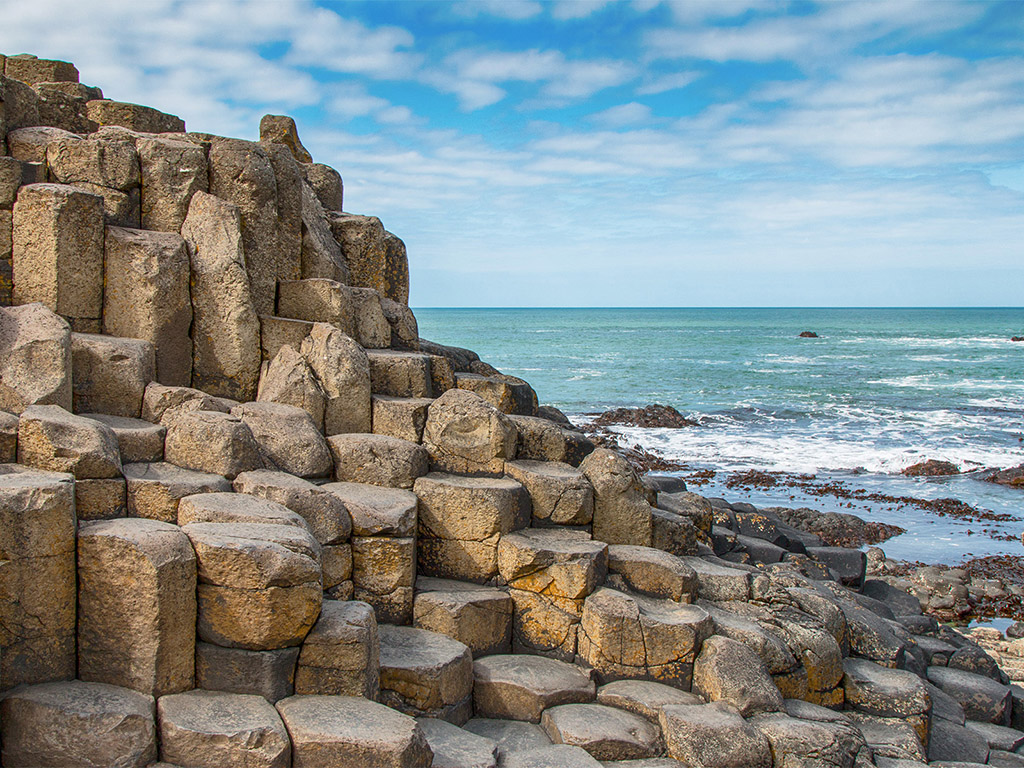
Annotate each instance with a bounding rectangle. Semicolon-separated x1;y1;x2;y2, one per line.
1;53;1023;768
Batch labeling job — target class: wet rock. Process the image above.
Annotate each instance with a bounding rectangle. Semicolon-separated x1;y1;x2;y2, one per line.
591;404;698;429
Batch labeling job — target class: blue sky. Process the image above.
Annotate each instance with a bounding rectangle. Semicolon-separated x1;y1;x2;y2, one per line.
3;0;1023;306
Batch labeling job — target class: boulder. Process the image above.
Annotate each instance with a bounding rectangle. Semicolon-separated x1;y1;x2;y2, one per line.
260;113;312;163
176;492;307;528
578;587;713;688
350;534;416;624
103;226;192;386
843;658;931;742
46;136;139;190
423;389;518;476
180;190;261;401
0;466;77;688
472;654;596;723
692;635;784;716
6;125;77;165
299;182;348;282
302;162;343;210
580;448;653;547
541;703;661;761
382;230;410;304
195;642;300;704
379;624;474;723
275;694;433;768
71;332;155;418
328;211;388;293
596;679;703;723
606;545;698;602
329;433;428;489
18;403;121;478
295;599;379;698
0;302;72;413
659;701;772;768
381;297;419;350
257;345;328;431
164;410;263;480
749;711;869;768
651;508;700;557
6;55;80;84
157;689;290;768
0;680;156;768
848;712;926;762
124;461;232;523
278;277;355;332
366;349;433;398
77;518;196;697
927;717;990;764
0;411;16;462
505;459;594;527
234;469;351;546
300;322;372;435
372;395;433;442
415;717;498;768
86;99;185;133
13;183;104;330
456;372;538;416
135;134;209;232
927;665;1012;725
140;382;234;423
509;414;594;466
414;577;513;657
81;413;165;464
417;473;529;583
231;401;332;478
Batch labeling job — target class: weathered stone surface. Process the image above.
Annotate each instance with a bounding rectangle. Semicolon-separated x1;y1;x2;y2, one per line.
0;466;76;689
157;689;290;768
32;85;95;133
260;112;312;161
927;665;1012;725
322;480;416;537
373;395;433;442
0;411;17;462
141;382;232;423
299;181;349;282
381;297;419;350
843;657;931;741
164;409;263;479
236;470;351;545
367;349;433;398
278;278;354;331
414;577;513;657
428;354;456;397
927;717;990;763
456;372;537;416
263;141;303;280
0;680;157;768
502;745;603;767
596;679;703;723
196;642;300;704
749;711;869;768
329;433;428;489
257;345;328;431
301;322;372;435
659;701;772;768
681;556;752;601
180;190;261;401
232;402;332;478
77;518;195;697
135;134;208;232
692;634;784;716
473;654;596;723
86;99;185;133
651;508;700;557
509;588;583;661
47;136;139;190
103;226;192;386
383;230;410;304
580;448;652;547
72;476;126;521
499;528;607;598
541;703;661;761
302;162;343;210
607;545;698;603
349;286;392;349
351;535;416;624
176;492;306;529
125;461;231;523
6;55;80;85
185;521;322;650
329;211;388;293
6;125;75;164
13;183;104;328
260;315;313;362
276;694;433;768
83;413;165;463
379;624;474;723
424;389;518;476
295;599;379;698
416;717;498;768
578;587;713;688
71;332;155;418
505;460;594;528
321;543;352;588
509;414;594;466
1;209;11;305
18;403;121;478
464;718;553;762
66;180;140;227
0;302;72;414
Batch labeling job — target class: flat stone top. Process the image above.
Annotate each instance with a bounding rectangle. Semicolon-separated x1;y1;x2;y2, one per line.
81;413;164;433
501;528;605;557
505;460;584;481
235;469;320;493
183;521;319;559
379;624;472;669
502;744;602;767
321;481;417;537
177;491;308;529
415;472;523;492
157;689;285;733
660;701;746;729
416;717;498;768
597;680;703;720
783;698;853;724
541;703;661;751
473;655;594;699
463;718;551;755
0;463;74;488
304;599;375;645
590;587;712;628
927;664;1012;696
417;576;511;599
843;657;928;698
275;694;424;744
2;679;154;716
124;461;231;488
366;349;432;361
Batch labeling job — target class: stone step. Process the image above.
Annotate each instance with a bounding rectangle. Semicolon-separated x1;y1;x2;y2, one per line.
414;576;513;657
295;599;378;699
540;702;662;761
327;432;427;489
234;469;351;547
80;413;165;464
366;348;433;398
123;461;232;524
378;624;474;723
606;544;698;603
454;372;538;416
504;459;593;527
416;717;498;768
509;414;594;467
472;653;596;723
371;394;433;443
596;679;703;723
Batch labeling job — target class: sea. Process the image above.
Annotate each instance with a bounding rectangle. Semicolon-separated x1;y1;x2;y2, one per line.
415;308;1024;565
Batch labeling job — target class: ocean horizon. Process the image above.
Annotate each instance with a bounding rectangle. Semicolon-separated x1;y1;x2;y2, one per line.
416;306;1024;564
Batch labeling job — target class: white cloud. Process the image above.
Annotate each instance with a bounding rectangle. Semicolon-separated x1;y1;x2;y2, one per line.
449;0;544;20
589;102;653;127
636;70;700;95
551;0;616;20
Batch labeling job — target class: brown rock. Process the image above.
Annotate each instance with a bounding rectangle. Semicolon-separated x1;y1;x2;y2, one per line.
373;395;433;442
423;389;518;477
295;599;379;698
124;461;232;523
329;433;428;489
136;134;209;232
472;654;595;723
235;469;352;546
260;114;312;163
0;302;72;414
301;322;372;435
301;162;343;211
195;643;300;704
580;448;653;547
86;99;185;133
164;410;263;480
257;345;328;431
18;403;122;478
414;577;513;657
379;624;474;723
71;332;155;418
231;401;332;478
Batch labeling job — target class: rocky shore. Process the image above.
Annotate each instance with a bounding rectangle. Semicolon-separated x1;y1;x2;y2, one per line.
2;52;1024;768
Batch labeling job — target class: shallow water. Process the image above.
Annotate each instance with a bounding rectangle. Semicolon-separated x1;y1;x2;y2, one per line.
417;307;1024;564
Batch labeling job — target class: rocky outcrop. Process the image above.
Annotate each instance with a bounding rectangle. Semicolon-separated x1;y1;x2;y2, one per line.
3;52;1024;768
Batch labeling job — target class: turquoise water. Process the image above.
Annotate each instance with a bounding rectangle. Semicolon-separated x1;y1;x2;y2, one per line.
416;308;1024;563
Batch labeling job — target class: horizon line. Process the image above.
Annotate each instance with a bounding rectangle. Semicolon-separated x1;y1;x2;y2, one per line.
411;305;1024;311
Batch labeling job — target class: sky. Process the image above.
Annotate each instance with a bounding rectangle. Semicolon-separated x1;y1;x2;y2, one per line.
2;0;1023;307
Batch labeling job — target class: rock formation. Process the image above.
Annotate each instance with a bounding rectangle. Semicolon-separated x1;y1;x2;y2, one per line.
0;52;1022;768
